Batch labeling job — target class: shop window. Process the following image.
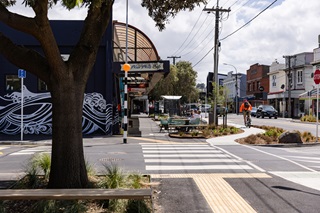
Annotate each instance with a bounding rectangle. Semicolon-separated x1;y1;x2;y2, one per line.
38;79;48;91
6;75;21;91
297;70;303;84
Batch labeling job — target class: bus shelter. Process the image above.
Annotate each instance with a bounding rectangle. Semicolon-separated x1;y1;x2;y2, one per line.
161;95;182;117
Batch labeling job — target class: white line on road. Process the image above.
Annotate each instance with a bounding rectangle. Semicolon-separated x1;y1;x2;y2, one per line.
146;165;253;170
141;144;208;147
144;159;242;163
244;145;317;172
143;154;229;158
143;150;222;153
142;147;213;150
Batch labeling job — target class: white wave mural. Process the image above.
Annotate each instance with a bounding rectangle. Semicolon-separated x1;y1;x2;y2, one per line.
0;86;116;135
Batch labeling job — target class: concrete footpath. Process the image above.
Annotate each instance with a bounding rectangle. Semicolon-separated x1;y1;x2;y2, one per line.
1;115;320;212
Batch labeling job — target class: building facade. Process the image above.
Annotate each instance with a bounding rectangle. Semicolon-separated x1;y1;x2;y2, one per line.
284;52;314;118
223;71;247;113
0;19;169;136
245;63;270;107
267;60;286;116
206;72;227;97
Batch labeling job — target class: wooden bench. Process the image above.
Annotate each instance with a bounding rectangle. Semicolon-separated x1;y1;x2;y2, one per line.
0;188;152;200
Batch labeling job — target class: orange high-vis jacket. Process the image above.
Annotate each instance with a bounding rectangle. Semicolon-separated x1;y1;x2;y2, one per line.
239;102;252;112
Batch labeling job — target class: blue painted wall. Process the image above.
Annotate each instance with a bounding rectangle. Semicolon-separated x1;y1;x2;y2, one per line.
0;19;116;136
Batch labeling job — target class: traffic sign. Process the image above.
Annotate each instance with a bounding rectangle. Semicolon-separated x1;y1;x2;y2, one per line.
18;69;26;78
314;69;320;84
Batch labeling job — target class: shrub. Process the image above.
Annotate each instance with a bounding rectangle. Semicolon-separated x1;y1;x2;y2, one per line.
191;131;199;136
300;115;316;122
243;134;258;144
301;131;315;142
31;153;51;181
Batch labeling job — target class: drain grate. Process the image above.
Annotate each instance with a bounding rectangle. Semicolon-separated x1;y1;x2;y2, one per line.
99;158;123;162
107;152;127;155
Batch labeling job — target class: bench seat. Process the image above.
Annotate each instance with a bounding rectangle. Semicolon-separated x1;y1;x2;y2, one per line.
0;188;152;200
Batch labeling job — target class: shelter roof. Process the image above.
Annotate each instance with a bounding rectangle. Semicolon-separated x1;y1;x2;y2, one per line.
161;96;182;100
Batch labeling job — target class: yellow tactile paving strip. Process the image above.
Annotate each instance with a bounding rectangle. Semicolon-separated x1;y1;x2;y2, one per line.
151;173;271;213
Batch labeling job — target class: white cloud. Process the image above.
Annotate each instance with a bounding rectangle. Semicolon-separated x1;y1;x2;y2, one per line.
6;0;320;85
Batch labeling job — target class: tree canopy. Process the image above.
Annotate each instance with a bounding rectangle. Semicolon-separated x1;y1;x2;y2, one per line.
150;61;199;103
0;0;207;188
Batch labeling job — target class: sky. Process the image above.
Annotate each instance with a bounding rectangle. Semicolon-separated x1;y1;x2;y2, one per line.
7;0;320;85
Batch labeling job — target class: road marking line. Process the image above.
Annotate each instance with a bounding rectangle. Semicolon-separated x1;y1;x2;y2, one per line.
144;154;229;158
132;137;191;144
145;159;242;163
243;145;317;172
142;146;211;149
146;165;253;170
143;150;222;153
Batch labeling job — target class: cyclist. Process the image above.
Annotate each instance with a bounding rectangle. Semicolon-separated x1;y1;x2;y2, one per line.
239;99;252;126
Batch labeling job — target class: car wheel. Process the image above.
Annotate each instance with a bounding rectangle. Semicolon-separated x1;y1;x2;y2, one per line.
262;115;264;118
274;117;277;119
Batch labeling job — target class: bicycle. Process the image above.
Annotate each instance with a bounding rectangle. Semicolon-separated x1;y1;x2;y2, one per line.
244;110;251;128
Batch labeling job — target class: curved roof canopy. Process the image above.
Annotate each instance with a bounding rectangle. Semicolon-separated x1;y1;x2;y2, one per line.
113;21;170;97
113;21;160;62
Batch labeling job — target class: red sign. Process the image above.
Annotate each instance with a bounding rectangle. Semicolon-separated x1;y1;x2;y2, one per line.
314;69;320;84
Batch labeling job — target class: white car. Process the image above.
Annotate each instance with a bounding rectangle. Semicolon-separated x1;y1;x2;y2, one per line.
200;104;211;112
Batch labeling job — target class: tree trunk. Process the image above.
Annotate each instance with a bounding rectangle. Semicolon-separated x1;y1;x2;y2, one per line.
48;77;89;188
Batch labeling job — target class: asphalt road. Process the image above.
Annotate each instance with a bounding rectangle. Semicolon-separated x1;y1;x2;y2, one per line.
226;113;319;136
1;115;320;212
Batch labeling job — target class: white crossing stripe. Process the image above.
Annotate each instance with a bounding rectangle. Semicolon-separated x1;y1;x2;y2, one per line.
142;144;209;147
144;154;228;158
9;146;51;156
0;147;9;151
141;143;253;172
143;150;222;153
146;165;253;170
142;147;212;149
145;159;242;163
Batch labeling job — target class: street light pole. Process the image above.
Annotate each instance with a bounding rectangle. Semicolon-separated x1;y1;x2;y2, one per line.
223;63;238;115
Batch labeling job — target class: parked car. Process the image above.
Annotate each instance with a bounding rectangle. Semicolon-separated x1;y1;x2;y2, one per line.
256;105;278;119
183;103;199;115
200;104;211;112
251;107;257;117
217;105;226;116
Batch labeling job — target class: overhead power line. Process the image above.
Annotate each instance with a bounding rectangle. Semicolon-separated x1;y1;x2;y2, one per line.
220;0;278;41
192;0;278;68
171;11;204;56
172;0;214;56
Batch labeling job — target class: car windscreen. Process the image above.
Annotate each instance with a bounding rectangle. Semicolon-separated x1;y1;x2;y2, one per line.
264;106;275;110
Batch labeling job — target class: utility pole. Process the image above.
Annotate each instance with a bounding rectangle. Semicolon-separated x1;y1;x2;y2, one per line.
167;56;181;65
203;1;230;125
283;55;296;118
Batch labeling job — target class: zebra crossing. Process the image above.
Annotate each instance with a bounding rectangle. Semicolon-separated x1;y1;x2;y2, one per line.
0;146;8;151
0;146;8;155
9;146;51;156
141;143;254;172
